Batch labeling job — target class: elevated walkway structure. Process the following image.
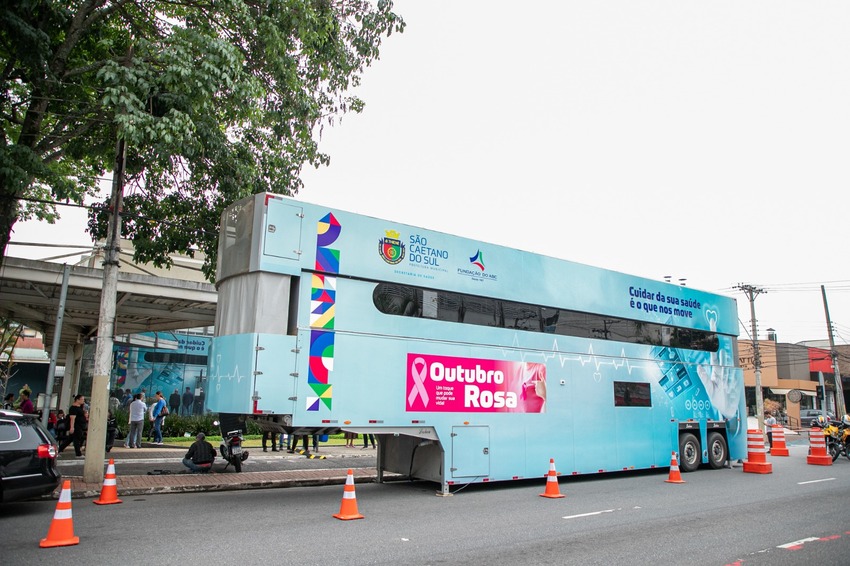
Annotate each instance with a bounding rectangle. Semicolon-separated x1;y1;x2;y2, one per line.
0;256;217;366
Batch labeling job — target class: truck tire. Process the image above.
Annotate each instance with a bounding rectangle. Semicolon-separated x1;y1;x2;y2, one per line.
707;432;727;469
679;433;701;473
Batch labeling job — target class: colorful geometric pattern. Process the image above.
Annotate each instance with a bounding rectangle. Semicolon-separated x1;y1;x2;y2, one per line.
310;274;336;329
316;213;341;246
307;213;340;411
316;247;341;273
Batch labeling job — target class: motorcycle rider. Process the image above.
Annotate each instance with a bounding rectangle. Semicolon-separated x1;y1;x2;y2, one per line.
814;414;830;429
182;433;216;473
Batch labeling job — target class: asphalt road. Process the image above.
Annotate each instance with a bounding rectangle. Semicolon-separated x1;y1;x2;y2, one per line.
5;444;850;565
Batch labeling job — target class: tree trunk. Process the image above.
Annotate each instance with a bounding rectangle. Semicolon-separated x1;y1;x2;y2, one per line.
0;184;20;270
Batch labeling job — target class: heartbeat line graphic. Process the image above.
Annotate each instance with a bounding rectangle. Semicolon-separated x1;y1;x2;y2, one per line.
502;335;653;375
212;354;249;392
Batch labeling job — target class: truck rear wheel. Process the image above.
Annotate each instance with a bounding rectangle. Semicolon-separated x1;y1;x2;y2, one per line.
679;433;701;472
707;432;727;469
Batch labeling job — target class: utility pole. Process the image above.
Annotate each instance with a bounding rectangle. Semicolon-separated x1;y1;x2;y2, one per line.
82;136;126;485
821;285;846;417
737;284;766;434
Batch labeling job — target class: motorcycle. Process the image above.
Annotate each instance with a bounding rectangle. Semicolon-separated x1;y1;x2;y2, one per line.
213;420;249;472
822;417;850;462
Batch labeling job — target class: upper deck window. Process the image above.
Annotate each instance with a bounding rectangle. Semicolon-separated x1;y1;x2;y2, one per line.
372;283;719;352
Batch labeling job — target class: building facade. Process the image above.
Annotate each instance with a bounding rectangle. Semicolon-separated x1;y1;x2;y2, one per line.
739;338;848;427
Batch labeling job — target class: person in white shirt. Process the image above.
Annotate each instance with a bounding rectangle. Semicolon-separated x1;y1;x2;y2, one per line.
127;393;147;448
765;412;778;451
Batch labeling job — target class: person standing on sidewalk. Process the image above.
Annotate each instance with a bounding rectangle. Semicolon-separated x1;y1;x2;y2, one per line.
59;395;87;456
127;393;146;448
146;399;156;442
151;391;167;445
54;410;67;443
194;388;205;415
181;387;194;416
169;389;181;416
289;434;310;454
18;390;35;414
765;412;777;452
362;433;376;449
262;416;280;452
262;430;278;452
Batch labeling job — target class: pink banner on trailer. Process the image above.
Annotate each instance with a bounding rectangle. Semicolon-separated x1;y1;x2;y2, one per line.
406;353;547;413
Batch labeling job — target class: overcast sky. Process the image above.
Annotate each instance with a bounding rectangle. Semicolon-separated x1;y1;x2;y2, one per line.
10;1;850;345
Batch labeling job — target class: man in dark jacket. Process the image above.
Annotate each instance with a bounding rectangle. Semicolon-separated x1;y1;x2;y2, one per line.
182;433;216;473
169;389;181;416
181;387;194;416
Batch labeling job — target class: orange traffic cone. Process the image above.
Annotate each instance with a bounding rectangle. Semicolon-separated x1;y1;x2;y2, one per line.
665;451;686;484
806;428;832;466
40;480;80;548
770;424;789;457
333;469;364;520
742;429;773;473
539;458;565;498
93;459;123;505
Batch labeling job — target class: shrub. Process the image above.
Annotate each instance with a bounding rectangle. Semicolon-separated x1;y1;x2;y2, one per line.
111;407;221;439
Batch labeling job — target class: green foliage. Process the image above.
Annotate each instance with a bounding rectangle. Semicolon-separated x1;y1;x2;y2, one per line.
764;398;781;415
113;407;222;439
0;0;405;278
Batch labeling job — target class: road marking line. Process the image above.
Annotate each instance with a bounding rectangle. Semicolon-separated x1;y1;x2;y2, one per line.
778;537;821;550
797;478;835;485
563;508;618;520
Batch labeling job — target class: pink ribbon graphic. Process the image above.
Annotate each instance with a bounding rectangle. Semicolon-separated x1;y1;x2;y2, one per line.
408;357;430;408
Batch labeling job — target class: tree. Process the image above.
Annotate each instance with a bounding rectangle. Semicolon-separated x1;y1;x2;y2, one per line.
1;0;404;279
763;398;781;416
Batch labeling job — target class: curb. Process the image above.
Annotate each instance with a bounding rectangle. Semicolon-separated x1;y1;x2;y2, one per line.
70;475;358;499
53;468;394;499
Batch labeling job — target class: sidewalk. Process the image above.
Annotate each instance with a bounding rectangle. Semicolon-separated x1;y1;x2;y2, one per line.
55;442;385;499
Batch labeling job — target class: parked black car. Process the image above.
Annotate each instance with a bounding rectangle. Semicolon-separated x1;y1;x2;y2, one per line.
0;409;61;503
799;409;836;428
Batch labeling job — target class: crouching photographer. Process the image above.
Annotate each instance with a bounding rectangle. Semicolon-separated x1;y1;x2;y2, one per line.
182;433;216;474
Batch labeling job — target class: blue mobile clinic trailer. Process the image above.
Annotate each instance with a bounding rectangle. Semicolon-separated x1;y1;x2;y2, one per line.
207;193;745;494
